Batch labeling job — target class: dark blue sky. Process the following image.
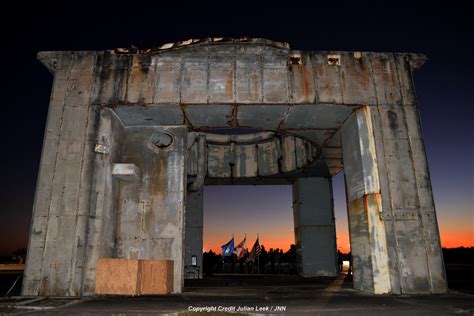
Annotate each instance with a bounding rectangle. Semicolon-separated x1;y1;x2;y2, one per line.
0;1;472;254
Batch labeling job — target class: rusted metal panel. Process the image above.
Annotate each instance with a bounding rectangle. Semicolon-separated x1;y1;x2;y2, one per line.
370;53;402;106
153;56;181;103
289;52;316;103
235;56;262;103
207;144;232;177
180;57;207;103
233;144;258;177
313;53;343;104
340;52;377;105
257;140;279;176
262;55;289;103
208;56;235;103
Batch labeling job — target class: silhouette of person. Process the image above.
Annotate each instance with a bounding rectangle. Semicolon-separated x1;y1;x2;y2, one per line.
337;250;343;272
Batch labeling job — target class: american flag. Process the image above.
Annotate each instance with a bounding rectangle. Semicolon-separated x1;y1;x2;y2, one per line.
248;238;261;263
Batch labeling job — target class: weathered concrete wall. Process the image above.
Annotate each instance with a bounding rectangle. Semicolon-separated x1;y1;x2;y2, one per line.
23;52;100;296
184;189;203;278
115;125;187;293
81;109;124;294
342;106;447;294
292;178;338;277
24;39;445;296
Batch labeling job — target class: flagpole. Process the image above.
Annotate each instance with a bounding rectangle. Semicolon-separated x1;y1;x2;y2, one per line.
257;233;260;274
233;234;236;274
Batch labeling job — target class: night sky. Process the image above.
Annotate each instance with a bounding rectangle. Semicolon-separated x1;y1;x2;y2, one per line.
1;1;472;256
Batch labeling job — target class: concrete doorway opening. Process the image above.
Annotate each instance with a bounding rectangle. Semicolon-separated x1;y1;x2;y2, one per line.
201;185;294;276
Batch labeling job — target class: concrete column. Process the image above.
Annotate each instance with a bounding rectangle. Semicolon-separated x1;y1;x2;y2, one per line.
341;106;447;294
184;188;204;279
22;53;99;296
292;177;338;277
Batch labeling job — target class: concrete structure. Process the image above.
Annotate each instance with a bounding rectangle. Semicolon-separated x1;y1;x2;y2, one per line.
293;178;338;277
23;38;447;296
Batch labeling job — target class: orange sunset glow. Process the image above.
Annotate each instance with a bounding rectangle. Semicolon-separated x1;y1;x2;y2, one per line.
203;183;473;256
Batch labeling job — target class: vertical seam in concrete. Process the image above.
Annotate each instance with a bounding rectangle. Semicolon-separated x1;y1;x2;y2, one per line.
178;56;184;104
329;178;338;268
401;104;433;292
206;54;210;104
376;104;402;294
393;54;406;108
39;53;74;293
259;54;264;103
337;54;345;104
233;48;237;103
67;54;98;295
311;53;320;104
286;51;292;104
368;53;380;106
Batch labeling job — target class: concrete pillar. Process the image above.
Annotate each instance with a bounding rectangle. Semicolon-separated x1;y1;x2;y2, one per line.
341;106;447;294
22;53;99;296
292;177;338;277
184;188;204;279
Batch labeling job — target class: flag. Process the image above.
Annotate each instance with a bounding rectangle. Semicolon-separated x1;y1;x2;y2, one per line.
234;237;247;260
248;237;261;263
221;237;234;257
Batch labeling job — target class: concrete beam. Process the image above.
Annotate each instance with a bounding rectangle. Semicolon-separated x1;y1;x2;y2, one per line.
292;177;338;277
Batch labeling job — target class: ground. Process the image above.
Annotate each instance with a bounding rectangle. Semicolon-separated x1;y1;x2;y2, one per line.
1;265;473;315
